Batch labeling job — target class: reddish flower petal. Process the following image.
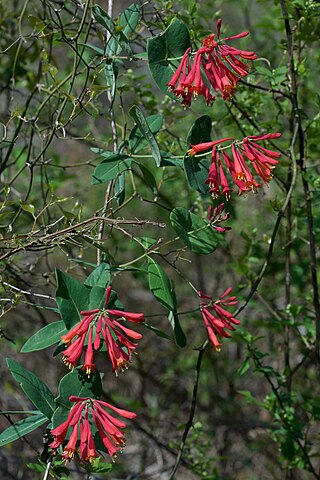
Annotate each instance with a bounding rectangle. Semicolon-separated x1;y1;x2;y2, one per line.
82;326;96;376
107;309;145;323
103;286;113;308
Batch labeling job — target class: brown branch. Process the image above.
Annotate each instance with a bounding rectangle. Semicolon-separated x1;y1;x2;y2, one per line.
0;216;166;261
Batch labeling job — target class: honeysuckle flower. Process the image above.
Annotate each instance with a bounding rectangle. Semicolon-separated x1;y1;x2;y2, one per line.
207;203;231;233
198;288;240;351
50;396;136;462
61;286;144;375
188;133;281;198
166;18;257;106
187;137;233;157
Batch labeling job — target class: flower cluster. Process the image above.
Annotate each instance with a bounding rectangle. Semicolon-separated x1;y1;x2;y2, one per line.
208;203;231;233
61;286;144;375
167;18;257;106
50;396;136;462
188;133;281;198
199;288;240;351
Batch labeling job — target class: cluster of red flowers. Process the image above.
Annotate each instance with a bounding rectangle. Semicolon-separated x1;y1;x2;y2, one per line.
199;288;240;351
51;287;143;463
50;396;136;462
207;203;231;233
167;18;257;106
188;133;281;198
61;286;144;375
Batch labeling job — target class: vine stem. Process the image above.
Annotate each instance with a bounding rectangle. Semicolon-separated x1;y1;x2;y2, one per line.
168;340;209;479
42;459;51;480
97;0;117;266
279;0;320;363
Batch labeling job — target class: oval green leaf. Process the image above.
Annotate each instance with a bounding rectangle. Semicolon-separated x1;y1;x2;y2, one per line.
147;18;191;96
129;105;161;166
170;207;220;255
21;321;67;353
0;413;48;447
56;269;91;329
147;257;175;311
6;358;55;420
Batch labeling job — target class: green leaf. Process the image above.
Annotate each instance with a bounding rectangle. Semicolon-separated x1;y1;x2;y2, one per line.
92;5;132;56
184;156;210;195
20;201;35;216
147;257;175;310
114;171;125;205
84;262;111;288
52;369;102;428
56;269;91;329
186;115;212;146
138;236;157;249
6;359;55;419
238;390;264;408
137;164;157;193
143;322;172;340
117;3;140;40
93;5;114;31
160;154;184;167
92;154;132;185
281;434;295;461
89;285;107;310
106;3;141;57
104;61;118;110
184;115;212;193
129;105;161;166
170;207;220;254
88;456;113;473
168;310;187;347
129;113;163;153
21;321;67;353
0;413;48;447
147;18;191;96
238;357;251;375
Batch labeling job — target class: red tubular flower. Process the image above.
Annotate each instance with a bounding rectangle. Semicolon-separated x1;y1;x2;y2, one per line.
50;396;136;462
61;286;144;375
166;18;256;106
240;135;281;185
187;137;233;156
198;288;240;351
188;133;281;198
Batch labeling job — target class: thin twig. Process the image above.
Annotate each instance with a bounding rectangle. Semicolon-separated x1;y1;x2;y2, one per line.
0;216;166;261
42;459;52;480
97;0;117;265
168;340;209;479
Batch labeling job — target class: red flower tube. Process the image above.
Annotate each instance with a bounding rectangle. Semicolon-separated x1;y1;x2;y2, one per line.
61;286;145;375
50;396;136;462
